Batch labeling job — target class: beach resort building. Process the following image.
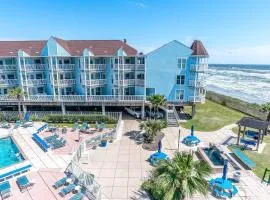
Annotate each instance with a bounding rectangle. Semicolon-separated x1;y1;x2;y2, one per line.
0;37;208;117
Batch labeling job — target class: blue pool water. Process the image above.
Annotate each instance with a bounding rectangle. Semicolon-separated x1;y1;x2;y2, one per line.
203;147;224;166
0;137;24;169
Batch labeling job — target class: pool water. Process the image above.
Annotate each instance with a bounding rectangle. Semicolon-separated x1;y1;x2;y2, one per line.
203;147;224;166
0;137;24;169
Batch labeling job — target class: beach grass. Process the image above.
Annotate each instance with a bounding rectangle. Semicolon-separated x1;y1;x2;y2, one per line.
181;100;245;131
231;127;270;179
48;122;116;129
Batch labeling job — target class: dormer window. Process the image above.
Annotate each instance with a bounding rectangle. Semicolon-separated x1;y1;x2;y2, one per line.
177;58;187;70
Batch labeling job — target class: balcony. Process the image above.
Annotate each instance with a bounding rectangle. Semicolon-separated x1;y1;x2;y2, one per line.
84;64;106;71
114;79;135;86
22;79;47;86
0;79;19;86
54;79;76;86
189;96;205;103
82;79;106;86
113;64;145;71
22;64;47;71
0;65;17;71
135;79;145;86
190;64;208;72
188;80;206;87
0;95;145;102
51;64;76;71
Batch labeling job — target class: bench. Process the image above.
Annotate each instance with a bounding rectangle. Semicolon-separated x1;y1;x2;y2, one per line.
0;164;32;182
232;149;256;169
32;133;50;152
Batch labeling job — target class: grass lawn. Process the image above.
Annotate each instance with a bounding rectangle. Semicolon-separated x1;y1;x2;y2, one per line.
48;122;116;129
231;127;270;179
180;100;245;131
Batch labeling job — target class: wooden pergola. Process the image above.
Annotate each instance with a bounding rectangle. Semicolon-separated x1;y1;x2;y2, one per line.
237;117;269;151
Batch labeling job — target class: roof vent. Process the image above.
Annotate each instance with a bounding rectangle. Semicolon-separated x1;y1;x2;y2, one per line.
123;39;127;43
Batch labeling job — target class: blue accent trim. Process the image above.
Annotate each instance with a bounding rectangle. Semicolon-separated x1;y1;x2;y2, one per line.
32;133;50;151
0;164;32;180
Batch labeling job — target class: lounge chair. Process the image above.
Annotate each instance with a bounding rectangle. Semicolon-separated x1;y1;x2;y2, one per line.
53;177;67;189
59;184;76;197
44;133;59;143
0;181;11;199
52;140;66;149
16;175;32;191
69;192;83;200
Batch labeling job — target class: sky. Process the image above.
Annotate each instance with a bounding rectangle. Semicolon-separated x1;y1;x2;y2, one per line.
0;0;270;64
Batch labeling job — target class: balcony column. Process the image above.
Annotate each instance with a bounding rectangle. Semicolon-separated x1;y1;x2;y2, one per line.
61;103;66;115
22;104;27;113
141;103;145;119
102;104;105;115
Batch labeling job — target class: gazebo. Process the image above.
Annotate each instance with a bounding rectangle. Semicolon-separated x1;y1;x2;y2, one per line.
236;117;269;151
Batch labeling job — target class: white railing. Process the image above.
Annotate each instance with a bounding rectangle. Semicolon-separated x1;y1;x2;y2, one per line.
23;64;47;71
83;79;106;86
189;95;206;103
51;64;76;71
172;105;180;122
23;79;47;86
54;79;76;85
188;80;206;87
0;79;19;85
84;64;106;71
0;65;17;71
0;95;145;102
114;79;135;86
190;64;208;72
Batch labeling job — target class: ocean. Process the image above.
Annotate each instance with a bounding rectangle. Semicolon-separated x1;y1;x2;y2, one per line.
206;64;270;105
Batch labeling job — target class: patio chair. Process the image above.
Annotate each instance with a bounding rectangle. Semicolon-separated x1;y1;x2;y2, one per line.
69;192;83;200
16;175;32;191
52;140;66;149
59;184;76;197
53;177;67;189
44;133;59;143
0;181;11;199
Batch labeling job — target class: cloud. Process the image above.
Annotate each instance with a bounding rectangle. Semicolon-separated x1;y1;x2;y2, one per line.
134;2;147;8
209;45;270;64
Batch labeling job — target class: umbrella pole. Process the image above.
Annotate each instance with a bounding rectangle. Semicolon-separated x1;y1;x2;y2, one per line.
178;129;181;151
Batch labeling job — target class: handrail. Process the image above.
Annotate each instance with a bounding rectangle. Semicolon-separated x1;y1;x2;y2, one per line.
0;65;17;71
23;64;47;71
172;105;180;122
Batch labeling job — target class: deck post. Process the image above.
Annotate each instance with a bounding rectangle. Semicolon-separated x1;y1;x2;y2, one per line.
61;103;66;115
257;132;260;151
237;125;241;145
141;103;145;119
191;104;196;117
102;104;105;115
22;104;27;113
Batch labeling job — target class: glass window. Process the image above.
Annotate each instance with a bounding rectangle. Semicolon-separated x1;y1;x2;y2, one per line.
64;59;70;64
0;60;3;65
7;74;15;79
4;89;7;94
137;73;144;79
34;59;41;64
176;75;185;85
37;87;44;94
177;58;187;69
146;88;155;96
176;90;184;100
36;74;42;79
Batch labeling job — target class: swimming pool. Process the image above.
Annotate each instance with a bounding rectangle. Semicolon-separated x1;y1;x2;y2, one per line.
0;137;24;169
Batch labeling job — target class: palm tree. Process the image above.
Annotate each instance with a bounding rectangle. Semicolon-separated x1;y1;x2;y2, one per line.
261;102;270;121
139;120;167;143
8;87;25;120
142;152;211;200
147;94;166;119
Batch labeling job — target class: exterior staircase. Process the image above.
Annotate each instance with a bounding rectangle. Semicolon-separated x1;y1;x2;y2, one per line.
166;105;179;127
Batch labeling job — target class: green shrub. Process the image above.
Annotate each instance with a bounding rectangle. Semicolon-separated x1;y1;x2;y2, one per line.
42;114;117;124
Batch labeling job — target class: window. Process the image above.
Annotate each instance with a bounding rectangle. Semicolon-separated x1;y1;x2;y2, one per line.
34;59;41;64
37;87;44;94
36;74;42;79
137;73;144;79
64;59;70;64
4;89;7;95
0;60;3;65
7;74;15;79
176;75;185;85
176;90;184;100
177;58;187;69
146;88;155;96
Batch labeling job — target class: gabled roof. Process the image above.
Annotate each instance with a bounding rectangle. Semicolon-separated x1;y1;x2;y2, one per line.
0;40;46;57
190;40;209;57
0;37;138;57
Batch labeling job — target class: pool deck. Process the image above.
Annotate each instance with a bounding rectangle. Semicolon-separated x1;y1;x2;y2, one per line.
0;120;269;199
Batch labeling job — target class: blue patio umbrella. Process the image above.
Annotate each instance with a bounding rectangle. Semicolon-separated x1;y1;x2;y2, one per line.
23;112;30;121
191;125;194;136
158;140;162;153
222;160;228;180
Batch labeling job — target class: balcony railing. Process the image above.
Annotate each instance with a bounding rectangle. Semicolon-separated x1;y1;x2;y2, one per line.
188;80;206;87
189;95;205;103
0;79;19;86
83;79;106;86
84;64;106;71
22;64;47;71
135;79;145;86
54;79;76;86
51;64;76;71
22;79;47;86
190;64;208;72
114;79;135;86
0;65;17;71
113;64;145;71
0;95;145;102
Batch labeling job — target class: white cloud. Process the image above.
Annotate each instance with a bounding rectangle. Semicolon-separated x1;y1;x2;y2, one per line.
209;45;270;64
134;2;147;8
